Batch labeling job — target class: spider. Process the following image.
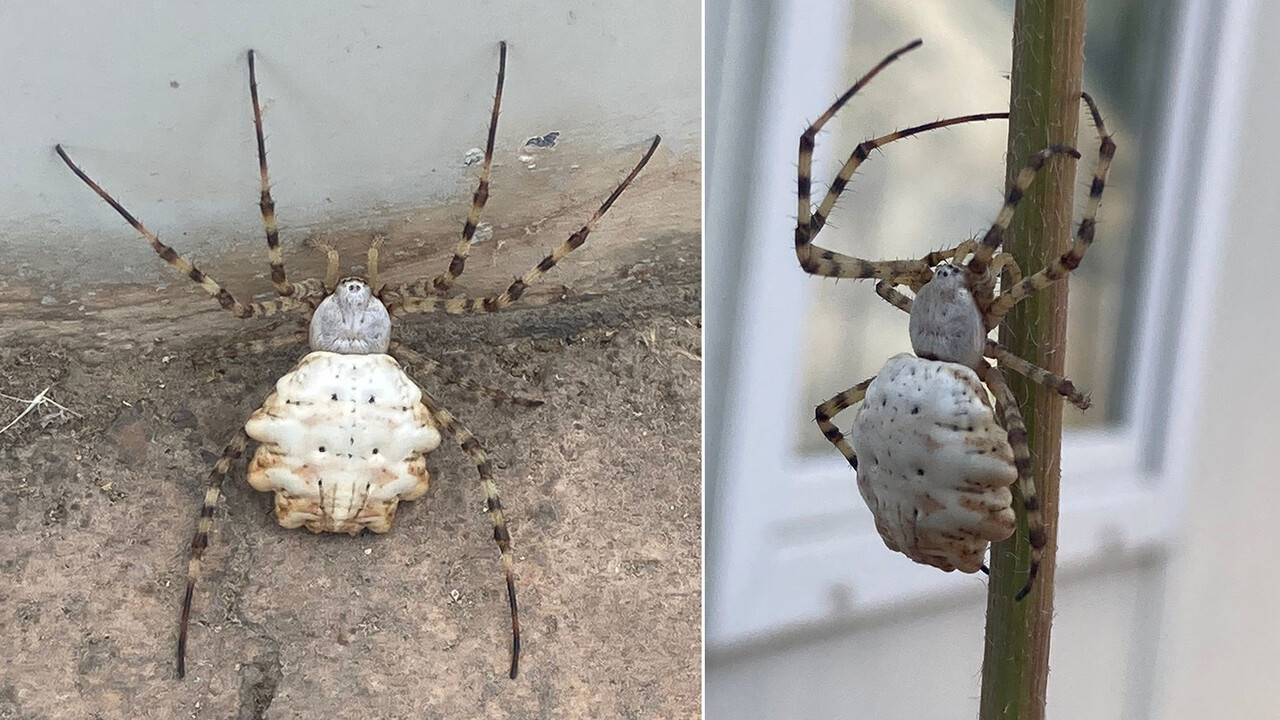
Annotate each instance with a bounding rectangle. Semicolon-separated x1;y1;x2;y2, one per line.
55;41;660;680
795;39;1115;600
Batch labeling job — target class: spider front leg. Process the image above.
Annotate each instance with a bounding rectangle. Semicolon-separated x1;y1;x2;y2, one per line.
966;143;1081;282
177;428;252;679
986;92;1116;324
918;238;978;277
978;365;1045;602
795;40;1005;284
246;50;293;297
397;41;507;297
815;377;877;469
55;146;317;319
410;387;521;680
385;135;661;316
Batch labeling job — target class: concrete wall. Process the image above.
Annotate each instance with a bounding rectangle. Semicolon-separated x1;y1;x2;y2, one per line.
0;0;700;289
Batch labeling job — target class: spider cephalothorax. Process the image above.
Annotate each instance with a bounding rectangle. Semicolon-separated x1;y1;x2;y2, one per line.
56;41;660;680
908;263;986;369
798;39;1115;600
309;277;393;354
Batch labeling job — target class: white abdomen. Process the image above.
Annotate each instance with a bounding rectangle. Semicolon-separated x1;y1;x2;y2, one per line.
244;351;442;535
851;354;1018;573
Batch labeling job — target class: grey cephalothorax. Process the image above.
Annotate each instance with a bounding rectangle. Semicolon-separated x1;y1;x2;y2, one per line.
908;263;985;369
308;278;392;354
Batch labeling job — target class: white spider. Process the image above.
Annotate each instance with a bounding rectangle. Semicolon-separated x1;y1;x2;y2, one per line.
796;40;1115;600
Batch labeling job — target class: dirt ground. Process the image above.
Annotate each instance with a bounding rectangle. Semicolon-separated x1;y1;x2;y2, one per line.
0;162;701;718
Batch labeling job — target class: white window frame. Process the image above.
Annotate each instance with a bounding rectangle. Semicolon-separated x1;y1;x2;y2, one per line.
706;0;1253;650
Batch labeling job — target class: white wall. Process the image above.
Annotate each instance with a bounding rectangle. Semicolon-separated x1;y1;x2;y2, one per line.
0;0;700;286
1152;0;1280;715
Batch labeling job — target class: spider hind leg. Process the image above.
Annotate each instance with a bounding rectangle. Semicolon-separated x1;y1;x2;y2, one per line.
980;365;1045;602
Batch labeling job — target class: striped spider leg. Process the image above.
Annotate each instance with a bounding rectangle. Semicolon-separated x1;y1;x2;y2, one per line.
379;134;662;317
794;38;1007;288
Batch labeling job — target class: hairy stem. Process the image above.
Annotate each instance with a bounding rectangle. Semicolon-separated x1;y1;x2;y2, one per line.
978;1;1086;718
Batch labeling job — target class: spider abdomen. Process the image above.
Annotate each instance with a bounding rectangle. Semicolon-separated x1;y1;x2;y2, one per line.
851;354;1018;573
244;351;443;535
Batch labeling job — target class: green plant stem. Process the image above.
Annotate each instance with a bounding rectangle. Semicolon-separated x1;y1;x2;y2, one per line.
978;2;1086;719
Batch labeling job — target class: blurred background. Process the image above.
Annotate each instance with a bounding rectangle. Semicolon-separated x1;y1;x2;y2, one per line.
707;0;1280;717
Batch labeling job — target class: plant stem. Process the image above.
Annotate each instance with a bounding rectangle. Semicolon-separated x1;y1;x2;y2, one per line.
978;1;1086;718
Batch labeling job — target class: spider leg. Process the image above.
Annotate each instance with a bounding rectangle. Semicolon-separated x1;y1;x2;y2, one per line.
969;250;1024;317
978;365;1045;602
247;50;293;296
967;144;1082;275
56;145;257;318
795;41;1005;283
385;135;661;316
197;330;310;363
874;280;914;313
55;145;319;319
986;93;1116;324
919;237;977;273
413;390;521;679
815;376;877;469
806;115;1010;249
995;252;1023;286
983;342;1090;410
247;294;314;317
177;428;251;679
395;41;506;297
389;340;544;408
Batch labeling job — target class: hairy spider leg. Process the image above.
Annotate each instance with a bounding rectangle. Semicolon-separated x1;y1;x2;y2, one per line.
247;50;292;296
54;145;314;319
984;342;1091;410
385;135;662;316
177;429;252;678
988;92;1116;323
385;362;522;680
390;340;543;408
979;365;1045;602
795;38;1007;283
391;41;507;297
814;377;878;469
966;144;1082;280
